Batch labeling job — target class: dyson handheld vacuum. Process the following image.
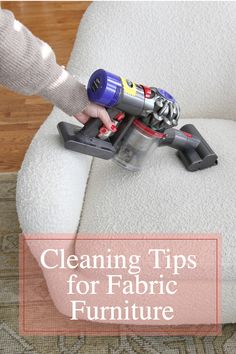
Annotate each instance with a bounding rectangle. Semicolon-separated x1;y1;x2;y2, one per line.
58;69;218;172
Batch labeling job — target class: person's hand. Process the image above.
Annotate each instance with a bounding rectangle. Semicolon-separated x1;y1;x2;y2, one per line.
74;103;116;131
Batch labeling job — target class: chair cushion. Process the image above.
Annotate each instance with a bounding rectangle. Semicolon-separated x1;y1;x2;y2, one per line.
78;118;236;281
16;107;92;234
72;2;236;120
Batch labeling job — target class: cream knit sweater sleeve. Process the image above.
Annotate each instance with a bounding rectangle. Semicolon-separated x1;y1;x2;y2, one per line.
0;9;90;116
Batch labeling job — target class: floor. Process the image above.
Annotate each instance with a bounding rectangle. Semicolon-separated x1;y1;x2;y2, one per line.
0;1;90;172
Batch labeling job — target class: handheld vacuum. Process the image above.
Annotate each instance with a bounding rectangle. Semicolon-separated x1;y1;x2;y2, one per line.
58;69;218;172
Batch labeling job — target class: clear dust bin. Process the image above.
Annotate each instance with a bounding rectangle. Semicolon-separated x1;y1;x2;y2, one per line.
113;120;160;172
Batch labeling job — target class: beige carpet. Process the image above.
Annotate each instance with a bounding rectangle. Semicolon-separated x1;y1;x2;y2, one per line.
1;172;236;354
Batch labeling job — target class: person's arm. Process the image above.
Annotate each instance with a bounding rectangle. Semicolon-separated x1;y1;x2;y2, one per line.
0;9;113;129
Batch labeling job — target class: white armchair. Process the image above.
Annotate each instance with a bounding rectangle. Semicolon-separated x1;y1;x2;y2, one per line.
16;2;236;323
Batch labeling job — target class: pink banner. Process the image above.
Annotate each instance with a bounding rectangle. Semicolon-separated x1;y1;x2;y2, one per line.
19;233;221;336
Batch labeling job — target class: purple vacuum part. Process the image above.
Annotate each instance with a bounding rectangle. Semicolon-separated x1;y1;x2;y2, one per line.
158;88;175;103
87;69;122;107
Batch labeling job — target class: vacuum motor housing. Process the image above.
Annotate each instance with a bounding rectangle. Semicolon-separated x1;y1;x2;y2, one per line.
87;69;178;128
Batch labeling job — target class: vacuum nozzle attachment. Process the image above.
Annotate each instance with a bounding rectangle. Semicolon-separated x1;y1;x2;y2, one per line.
57;121;116;159
57;111;135;160
177;124;218;171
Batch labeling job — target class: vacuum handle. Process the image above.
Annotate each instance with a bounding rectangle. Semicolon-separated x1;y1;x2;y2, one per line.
79;118;103;138
77;108;119;138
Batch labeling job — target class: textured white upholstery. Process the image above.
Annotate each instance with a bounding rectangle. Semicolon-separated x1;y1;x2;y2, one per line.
79;118;236;281
70;1;236;120
16;2;236;323
16;108;92;233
